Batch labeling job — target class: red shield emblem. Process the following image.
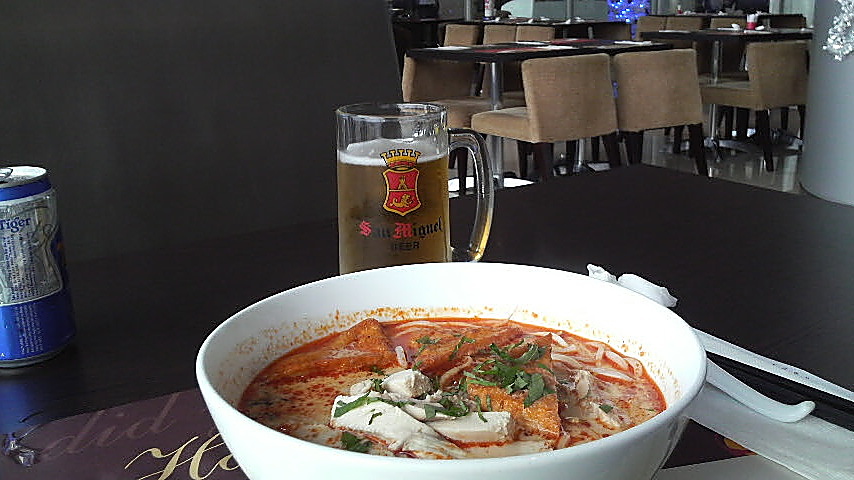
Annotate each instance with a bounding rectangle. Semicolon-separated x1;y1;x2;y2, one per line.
383;167;421;216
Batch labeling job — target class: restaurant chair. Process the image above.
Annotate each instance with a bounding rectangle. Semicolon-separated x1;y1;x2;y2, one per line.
613;48;708;176
515;25;555;42
660;15;705;152
769;15;807;29
702;17;751;141
700;41;808;172
471;54;620;181
401;55;524;185
483;24;517;44
635;15;667;41
443;23;481;46
590;22;632;41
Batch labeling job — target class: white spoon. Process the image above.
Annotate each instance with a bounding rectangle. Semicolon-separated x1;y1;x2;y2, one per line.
706;359;816;423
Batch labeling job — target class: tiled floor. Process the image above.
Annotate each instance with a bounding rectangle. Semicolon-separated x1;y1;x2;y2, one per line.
639;128;803;195
492;120;803;196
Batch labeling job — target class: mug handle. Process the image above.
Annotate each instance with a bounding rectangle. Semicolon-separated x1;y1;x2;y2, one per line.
449;128;494;262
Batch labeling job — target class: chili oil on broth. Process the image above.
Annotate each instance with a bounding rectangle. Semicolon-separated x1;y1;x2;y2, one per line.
238;317;666;459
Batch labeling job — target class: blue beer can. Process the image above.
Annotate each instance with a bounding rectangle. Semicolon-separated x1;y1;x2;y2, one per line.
0;166;75;367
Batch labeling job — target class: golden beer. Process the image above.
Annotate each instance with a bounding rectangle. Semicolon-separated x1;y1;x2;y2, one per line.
336;103;493;275
338;149;450;274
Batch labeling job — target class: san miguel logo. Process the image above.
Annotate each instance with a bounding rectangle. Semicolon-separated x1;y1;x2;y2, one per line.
381;148;421;216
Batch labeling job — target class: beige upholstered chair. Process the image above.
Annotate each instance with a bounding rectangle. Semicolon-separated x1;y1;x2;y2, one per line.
635;15;667;41
515;25;555;42
613;48;708;176
664;16;704;50
401;55;523;183
471;54;620;181
483;24;517;44
700;41;808;172
443;23;481;46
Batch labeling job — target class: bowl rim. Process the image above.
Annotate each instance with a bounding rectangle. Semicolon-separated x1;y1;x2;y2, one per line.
196;262;707;466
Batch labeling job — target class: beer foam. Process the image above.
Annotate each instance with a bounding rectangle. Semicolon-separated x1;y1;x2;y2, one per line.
339;138;445;166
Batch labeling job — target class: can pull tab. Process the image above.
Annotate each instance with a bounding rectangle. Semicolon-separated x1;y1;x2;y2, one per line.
0;168;12;183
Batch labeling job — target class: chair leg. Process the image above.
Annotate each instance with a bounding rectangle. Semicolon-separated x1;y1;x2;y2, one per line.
562;140;579;175
688;123;708;176
672;125;684;154
735;108;750;140
602;132;622;168
532;143;555;181
591;136;600;162
722;107;734;140
797;105;806;139
624;131;644;165
449;148;469;194
780;107;789;132
755;109;774;172
517;141;531;180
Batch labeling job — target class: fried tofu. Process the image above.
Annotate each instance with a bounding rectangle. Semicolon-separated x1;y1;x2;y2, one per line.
467;334;562;446
259;318;398;382
412;322;524;375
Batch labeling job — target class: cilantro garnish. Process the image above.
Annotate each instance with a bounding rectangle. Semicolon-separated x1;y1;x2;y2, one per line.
334;395;382;417
340;432;371;453
368;410;383;425
464;341;555;408
333;395;407;418
599;404;614;413
449;335;476;360
415;336;440;356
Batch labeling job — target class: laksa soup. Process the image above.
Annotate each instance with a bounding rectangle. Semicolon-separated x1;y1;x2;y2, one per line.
239;317;665;459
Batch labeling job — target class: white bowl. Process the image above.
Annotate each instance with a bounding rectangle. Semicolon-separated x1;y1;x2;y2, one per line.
196;262;706;480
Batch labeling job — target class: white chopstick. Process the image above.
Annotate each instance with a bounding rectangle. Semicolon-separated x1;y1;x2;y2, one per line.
694;328;854;405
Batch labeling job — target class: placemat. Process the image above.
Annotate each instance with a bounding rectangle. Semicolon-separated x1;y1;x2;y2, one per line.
0;388;754;479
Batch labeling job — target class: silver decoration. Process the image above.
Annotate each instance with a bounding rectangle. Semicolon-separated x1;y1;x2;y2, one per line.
825;0;854;61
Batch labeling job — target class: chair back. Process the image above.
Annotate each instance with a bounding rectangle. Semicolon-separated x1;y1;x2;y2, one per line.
769;15;807;29
635;15;667;40
664;15;704;31
515;25;555;42
521;54;617;142
483;24;517;44
0;0;402;263
590;22;632;40
612;48;704;131
746;41;809;109
444;24;481;46
402;56;477;101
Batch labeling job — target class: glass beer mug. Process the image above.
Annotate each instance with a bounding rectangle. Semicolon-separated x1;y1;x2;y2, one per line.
336;103;494;274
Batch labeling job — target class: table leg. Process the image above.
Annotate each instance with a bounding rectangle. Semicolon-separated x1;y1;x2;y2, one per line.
706;40;721;158
488;62;505;188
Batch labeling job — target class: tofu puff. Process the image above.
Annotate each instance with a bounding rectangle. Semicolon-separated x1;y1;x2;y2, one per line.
239;318;665;459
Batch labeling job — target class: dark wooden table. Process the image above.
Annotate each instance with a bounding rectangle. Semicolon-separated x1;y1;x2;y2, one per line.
641;28;813;83
2;165;852;437
455;19;630;39
645;13;807;29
